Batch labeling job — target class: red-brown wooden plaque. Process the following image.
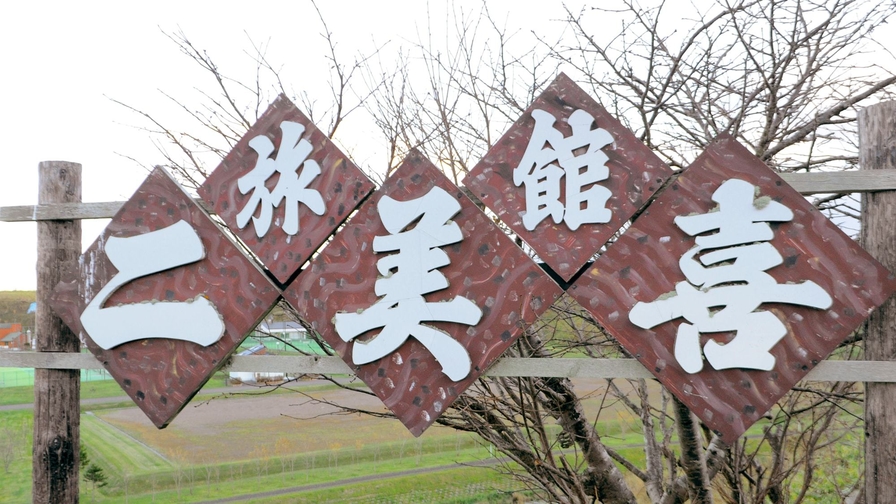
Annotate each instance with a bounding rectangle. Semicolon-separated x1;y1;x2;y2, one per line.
464;73;673;282
198;94;375;285
283;151;562;436
50;167;280;428
569;135;896;443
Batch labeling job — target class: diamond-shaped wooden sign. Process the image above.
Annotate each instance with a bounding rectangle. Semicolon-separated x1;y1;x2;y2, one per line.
465;73;673;282
283;150;562;435
569;134;896;443
198;94;375;285
49;167;280;428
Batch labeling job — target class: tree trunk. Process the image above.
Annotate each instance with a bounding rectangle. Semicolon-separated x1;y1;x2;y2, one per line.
33;161;82;503
673;396;713;504
859;101;896;504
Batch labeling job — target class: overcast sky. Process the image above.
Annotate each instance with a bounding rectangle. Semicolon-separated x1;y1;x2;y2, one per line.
1;0;576;290
1;0;893;291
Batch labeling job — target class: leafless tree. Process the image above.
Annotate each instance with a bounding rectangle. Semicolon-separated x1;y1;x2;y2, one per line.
554;0;896;232
113;3;385;191
118;0;894;502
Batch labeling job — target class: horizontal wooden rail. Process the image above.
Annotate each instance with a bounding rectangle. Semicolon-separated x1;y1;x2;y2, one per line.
2;170;895;222
3;352;896;382
0;199;212;222
779;170;896;194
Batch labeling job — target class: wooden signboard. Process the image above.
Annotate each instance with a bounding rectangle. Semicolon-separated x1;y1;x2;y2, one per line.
50;167;280;428
42;86;896;448
198;94;375;285
569;135;896;442
465;73;673;282
283;151;562;435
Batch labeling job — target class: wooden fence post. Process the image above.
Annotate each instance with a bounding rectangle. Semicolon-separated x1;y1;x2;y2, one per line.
33;161;82;503
860;101;896;504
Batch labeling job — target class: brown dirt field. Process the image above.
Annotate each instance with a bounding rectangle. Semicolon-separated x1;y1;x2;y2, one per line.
97;377;632;464
98;380;447;463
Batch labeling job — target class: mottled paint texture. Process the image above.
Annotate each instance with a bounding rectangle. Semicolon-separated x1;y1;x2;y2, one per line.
570;134;896;443
50;167;280;428
465;73;673;282
198;94;375;285
284;151;562;436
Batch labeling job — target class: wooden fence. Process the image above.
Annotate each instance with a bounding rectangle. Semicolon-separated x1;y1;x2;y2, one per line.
2;101;895;503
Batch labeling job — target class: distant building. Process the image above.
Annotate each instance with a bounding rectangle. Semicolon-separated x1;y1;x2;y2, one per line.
0;323;26;350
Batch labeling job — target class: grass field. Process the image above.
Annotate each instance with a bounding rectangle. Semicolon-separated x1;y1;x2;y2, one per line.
0;370;233;406
0;410;33;503
82;413;174;475
0;375;802;503
2;411;518;503
0;379;529;503
0;375;700;503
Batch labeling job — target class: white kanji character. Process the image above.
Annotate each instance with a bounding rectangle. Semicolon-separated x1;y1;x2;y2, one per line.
629;179;832;373
514;108;614;231
80;220;225;350
333;186;482;381
236;121;326;238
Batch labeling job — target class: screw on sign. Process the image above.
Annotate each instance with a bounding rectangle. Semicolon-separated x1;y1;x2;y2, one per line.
465;72;673;282
198;94;375;285
569;134;896;443
49;167;280;428
283;150;562;436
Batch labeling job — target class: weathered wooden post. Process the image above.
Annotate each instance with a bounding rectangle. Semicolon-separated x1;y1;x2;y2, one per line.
860;101;896;503
33;161;82;503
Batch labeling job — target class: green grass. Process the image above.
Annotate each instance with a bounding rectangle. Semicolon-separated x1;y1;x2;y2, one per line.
0;410;33;503
0;371;234;406
77;435;507;503
0;373;864;504
81;413;173;476
0;377;126;406
0;402;866;504
241;466;517;503
241;336;330;355
0;403;511;504
78;414;670;504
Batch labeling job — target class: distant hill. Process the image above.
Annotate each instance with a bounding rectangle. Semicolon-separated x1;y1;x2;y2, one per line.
0;291;36;333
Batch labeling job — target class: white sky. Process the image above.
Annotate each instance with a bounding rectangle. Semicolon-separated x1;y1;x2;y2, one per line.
1;0;893;291
0;0;576;291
